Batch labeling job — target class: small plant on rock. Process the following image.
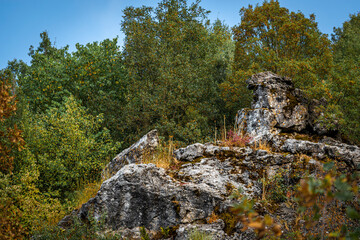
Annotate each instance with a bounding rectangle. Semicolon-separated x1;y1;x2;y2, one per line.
223;130;252;147
141;137;179;170
231;190;282;239
189;228;213;240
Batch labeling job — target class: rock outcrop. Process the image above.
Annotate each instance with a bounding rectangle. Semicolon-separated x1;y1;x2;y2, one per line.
236;72;360;168
59;72;359;239
236;72;336;140
105;129;159;177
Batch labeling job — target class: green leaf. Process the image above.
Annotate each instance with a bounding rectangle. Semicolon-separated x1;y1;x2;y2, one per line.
346;207;360;220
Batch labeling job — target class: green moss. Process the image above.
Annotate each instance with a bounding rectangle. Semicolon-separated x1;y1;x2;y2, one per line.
218;211;238;235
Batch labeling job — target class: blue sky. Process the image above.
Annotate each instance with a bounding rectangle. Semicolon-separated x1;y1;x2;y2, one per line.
1;0;359;69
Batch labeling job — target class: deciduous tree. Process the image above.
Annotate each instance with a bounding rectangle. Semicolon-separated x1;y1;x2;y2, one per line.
122;0;232;143
0;71;24;174
222;0;333;113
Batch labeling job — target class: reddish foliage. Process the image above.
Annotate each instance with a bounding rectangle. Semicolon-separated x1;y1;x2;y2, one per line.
0;72;24;174
225;130;252;147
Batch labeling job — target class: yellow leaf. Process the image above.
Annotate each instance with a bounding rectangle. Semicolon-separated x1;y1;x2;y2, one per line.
248;221;264;229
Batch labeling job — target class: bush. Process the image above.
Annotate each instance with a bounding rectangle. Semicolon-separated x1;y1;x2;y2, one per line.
20;95;120;200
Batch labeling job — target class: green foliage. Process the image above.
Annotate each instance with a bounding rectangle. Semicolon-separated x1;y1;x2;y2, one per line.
189;228;213;240
332;12;360;63
231;189;282;239
264;169;290;203
33;213;121;240
10;33;128;142
140;226;151;240
327;12;360;143
20;95;119;199
0;161;64;239
122;0;233;143
160;226;170;238
222;0;333;113
296;162;360;239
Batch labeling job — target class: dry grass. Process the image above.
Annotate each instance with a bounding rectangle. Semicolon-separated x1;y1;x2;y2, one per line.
141;138;179;170
74;180;102;209
253;139;273;152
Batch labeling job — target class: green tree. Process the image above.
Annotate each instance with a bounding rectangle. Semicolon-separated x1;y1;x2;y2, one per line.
68;39;128;141
21;96;119;199
10;33;128;142
122;0;232;143
329;12;360;143
332;12;360;63
222;0;333;113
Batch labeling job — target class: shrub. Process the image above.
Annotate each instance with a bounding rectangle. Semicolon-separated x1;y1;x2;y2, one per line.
223;130;252;147
20;95;120;200
0;161;64;239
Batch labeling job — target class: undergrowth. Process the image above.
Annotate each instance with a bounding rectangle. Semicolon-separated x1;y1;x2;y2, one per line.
189;228;213;240
141;137;179;170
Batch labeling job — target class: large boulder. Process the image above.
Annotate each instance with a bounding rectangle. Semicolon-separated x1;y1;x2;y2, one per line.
236;72;336;140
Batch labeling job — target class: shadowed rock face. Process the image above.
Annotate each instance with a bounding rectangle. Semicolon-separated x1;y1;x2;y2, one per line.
59;72;359;240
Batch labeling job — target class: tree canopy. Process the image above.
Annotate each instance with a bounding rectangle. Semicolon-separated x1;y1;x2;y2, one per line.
122;0;232;143
221;0;333;113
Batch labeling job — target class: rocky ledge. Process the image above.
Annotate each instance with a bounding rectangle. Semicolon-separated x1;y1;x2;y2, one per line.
59;72;359;239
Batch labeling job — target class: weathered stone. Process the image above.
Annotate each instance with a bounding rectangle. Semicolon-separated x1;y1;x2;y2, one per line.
246;72;309;133
174;143;205;161
281;138;360;168
175;220;243;240
105;129;159;177
236;72;339;140
78;164;224;232
236;108;279;141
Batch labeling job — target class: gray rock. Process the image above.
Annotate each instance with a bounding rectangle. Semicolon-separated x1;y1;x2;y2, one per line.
175;220;230;240
281;138;360;168
236;72;338;140
246;72;309;133
174;143;205;161
236;108;279;141
78;164;224;232
104;129;159;177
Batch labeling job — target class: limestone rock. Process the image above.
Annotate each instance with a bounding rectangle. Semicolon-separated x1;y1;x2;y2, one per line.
78;164;224;232
174;143;205;161
281;138;360;168
236;72;337;140
105;129;159;177
246;72;309;133
236;108;279;141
